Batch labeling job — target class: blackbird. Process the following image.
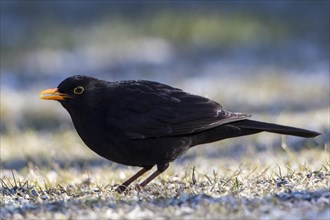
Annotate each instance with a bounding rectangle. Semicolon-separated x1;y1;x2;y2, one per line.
40;75;320;192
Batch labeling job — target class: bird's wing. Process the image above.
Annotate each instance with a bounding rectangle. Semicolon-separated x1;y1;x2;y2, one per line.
106;80;250;139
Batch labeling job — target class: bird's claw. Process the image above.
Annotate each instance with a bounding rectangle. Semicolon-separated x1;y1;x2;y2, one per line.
134;184;143;192
115;184;144;193
115;185;127;193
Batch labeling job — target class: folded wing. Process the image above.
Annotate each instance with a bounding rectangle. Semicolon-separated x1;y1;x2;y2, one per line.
106;80;250;139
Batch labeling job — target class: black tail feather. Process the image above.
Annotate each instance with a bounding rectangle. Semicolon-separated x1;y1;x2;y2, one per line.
232;120;320;138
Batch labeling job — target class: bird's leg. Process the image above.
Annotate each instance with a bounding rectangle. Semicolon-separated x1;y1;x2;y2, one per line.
139;163;169;188
116;166;153;193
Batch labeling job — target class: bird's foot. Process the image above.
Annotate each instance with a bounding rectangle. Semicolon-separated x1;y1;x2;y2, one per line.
115;185;127;193
115;184;143;193
133;184;143;192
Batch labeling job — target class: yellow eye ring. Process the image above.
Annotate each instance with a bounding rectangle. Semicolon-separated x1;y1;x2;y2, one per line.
74;86;84;95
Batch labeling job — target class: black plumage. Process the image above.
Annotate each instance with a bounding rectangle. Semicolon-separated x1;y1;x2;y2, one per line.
40;75;320;192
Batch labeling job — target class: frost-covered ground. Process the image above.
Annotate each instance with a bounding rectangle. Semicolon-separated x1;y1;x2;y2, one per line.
1;2;329;219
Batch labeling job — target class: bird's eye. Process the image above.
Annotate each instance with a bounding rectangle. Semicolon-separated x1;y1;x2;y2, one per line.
73;86;84;95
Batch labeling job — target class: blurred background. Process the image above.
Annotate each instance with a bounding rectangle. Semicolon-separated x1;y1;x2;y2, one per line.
1;1;329;169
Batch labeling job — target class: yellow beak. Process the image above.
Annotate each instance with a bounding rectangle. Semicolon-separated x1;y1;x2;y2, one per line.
40;88;70;101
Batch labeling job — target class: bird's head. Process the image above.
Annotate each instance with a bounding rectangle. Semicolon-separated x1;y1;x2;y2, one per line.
40;75;104;110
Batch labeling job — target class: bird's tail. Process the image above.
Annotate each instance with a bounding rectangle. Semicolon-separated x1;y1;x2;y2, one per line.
232;119;320;138
192;119;320;146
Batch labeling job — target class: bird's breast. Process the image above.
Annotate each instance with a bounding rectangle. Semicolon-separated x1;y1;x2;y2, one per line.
67;109;194;167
